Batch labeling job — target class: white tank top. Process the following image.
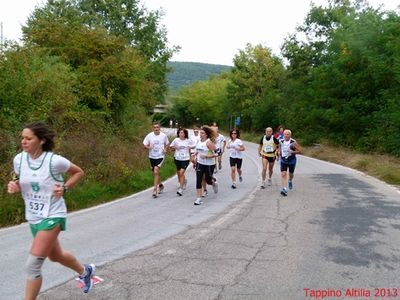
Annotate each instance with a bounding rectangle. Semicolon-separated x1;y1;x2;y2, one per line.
190;134;200;153
280;139;296;159
196;139;215;166
15;152;68;224
261;136;276;157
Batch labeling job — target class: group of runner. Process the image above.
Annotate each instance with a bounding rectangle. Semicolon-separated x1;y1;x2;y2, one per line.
6;121;301;299
258;125;301;196
143;122;301;201
142;122;246;205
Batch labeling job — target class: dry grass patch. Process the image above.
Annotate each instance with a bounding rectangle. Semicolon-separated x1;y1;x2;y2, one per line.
303;143;400;186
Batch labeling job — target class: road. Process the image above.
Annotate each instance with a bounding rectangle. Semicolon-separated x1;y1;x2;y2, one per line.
1;136;400;299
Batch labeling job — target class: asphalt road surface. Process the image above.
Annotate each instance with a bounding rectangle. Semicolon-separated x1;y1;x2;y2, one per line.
1;135;399;300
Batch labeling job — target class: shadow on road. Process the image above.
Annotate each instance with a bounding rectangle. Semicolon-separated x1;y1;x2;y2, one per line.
310;173;400;269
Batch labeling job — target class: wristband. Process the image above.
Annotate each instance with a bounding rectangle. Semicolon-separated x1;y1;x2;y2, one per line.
63;185;69;194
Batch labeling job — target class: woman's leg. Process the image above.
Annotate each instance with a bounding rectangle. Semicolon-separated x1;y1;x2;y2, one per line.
48;239;84;274
196;164;204;198
202;176;207;194
26;226;63;300
237;159;243;180
204;165;214;185
231;166;236;183
178;169;185;187
176;168;181;186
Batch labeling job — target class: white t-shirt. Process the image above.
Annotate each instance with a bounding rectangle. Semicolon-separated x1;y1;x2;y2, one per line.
13;151;70;224
227;138;244;159
189;134;201;153
170;138;193;161
215;134;226;150
143;132;169;159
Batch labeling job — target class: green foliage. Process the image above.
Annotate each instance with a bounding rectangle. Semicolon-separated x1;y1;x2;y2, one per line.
22;0;176;104
170;75;230;127
281;0;400;155
76;0;176;102
76;0;171;59
168;1;399;157
0;0;177;227
167;61;231;91
0;47;80;128
227;43;286;131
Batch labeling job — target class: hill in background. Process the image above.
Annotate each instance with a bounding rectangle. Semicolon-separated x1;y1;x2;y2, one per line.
167;61;231;91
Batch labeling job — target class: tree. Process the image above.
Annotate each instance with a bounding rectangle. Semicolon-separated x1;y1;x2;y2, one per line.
227;43;285;130
0;47;79;129
171;75;230;127
23;0;177;103
281;0;400;153
22;0;166;128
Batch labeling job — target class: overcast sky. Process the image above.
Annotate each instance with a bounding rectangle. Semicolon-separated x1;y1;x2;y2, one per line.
1;0;398;65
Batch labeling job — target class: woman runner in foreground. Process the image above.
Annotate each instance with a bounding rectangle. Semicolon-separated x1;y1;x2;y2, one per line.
7;121;94;300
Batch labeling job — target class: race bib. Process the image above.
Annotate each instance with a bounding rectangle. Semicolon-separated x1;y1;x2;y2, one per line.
281;144;292;158
25;192;50;218
264;145;273;152
229;146;237;157
151;143;163;156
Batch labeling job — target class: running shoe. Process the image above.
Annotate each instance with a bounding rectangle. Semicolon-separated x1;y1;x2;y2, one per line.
158;183;164;194
79;264;95;294
280;188;288;196
213;181;218;194
202;189;208;197
239;176;243;182
288;180;293;190
218;162;222;170
268;179;272;186
194;198;203;205
260;182;265;189
177;188;183;196
152;192;157;198
231;183;237;189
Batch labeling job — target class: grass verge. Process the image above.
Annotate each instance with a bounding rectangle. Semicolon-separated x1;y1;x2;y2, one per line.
61;155;177;211
302;143;400;187
0;156;177;228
